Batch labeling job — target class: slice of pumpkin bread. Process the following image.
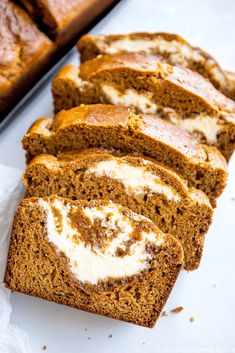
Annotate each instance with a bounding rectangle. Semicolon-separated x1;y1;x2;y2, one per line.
51;53;235;160
22;104;227;206
23;149;213;270
77;32;234;100
52;52;235;115
4;195;183;327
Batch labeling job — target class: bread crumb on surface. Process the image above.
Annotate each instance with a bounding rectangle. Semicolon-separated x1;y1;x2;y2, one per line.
189;316;195;322
171;306;184;313
42;346;47;351
161;311;168;317
108;334;112;339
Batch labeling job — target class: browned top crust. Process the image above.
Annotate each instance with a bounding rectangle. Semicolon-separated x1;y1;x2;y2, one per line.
20;0;86;31
51;104;130;130
0;0;54;107
77;32;233;99
79;52;235;114
51;105;207;162
24;104;208;162
79;52;165;79
23;104;227;178
19;0;116;42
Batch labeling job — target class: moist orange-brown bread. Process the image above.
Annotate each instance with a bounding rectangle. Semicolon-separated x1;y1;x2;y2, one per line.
52;53;235;160
4;195;183;327
22;104;227;206
23;149;213;270
0;0;55;116
77;32;235;100
19;0;116;45
53;52;235;115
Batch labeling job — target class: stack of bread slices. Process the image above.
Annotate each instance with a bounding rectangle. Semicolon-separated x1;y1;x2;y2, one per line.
4;32;235;328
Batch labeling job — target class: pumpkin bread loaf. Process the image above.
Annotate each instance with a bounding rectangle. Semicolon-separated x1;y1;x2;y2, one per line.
23;149;213;270
22;104;227;206
77;32;235;100
19;0;116;45
0;0;54;116
4;195;183;327
51;53;235;160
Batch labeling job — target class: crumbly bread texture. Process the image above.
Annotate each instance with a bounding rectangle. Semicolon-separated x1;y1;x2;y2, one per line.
22;104;227;206
77;32;234;100
19;0;116;44
51;53;235;160
4;195;183;327
0;0;54;116
23;149;213;270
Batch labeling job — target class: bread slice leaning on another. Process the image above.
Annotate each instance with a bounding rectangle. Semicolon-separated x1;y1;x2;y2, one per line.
52;53;235;161
23;149;213;270
4;195;183;328
22;104;227;207
77;31;235;101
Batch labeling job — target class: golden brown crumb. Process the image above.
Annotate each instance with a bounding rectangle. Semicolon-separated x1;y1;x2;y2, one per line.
189;316;195;322
171;306;184;313
161;311;168;317
42;346;47;351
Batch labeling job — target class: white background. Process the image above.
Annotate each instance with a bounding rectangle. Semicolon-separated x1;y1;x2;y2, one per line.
0;0;235;352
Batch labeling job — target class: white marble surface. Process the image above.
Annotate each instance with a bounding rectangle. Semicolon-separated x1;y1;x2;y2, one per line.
0;0;235;352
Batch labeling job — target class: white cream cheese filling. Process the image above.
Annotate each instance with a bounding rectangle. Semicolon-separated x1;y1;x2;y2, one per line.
97;38;203;63
39;198;164;285
86;159;181;202
96;37;226;85
101;84;157;114
169;114;222;144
